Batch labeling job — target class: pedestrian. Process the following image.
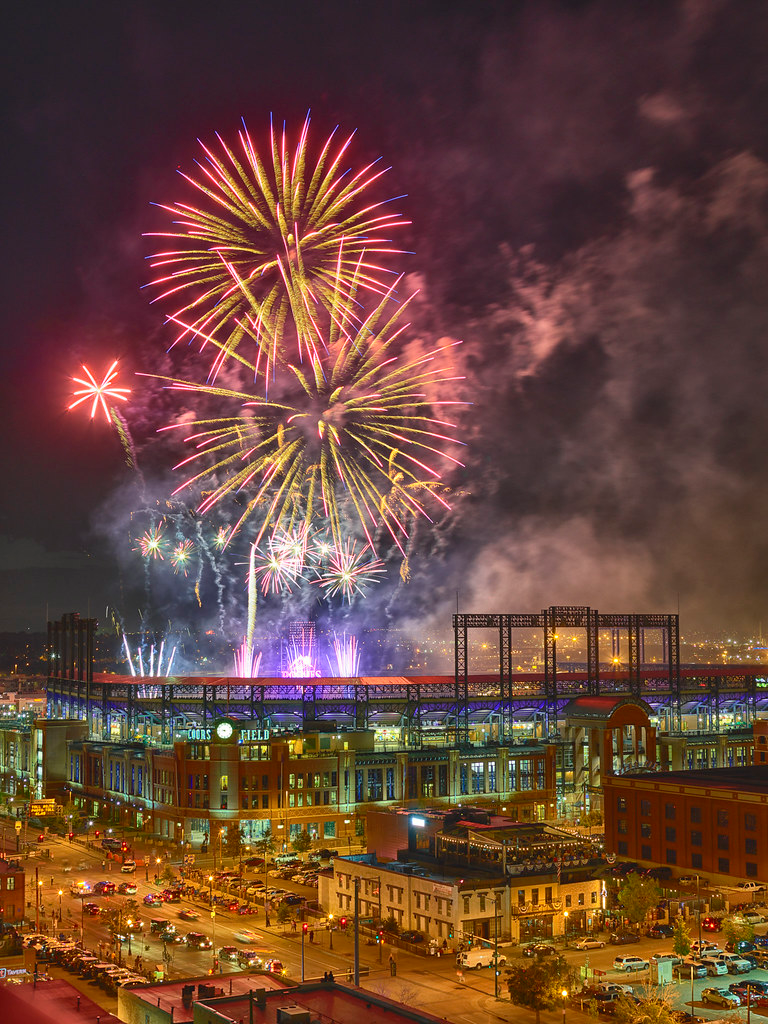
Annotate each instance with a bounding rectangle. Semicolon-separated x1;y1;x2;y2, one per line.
309;929;314;943
265;914;271;927
102;861;105;870
291;919;297;933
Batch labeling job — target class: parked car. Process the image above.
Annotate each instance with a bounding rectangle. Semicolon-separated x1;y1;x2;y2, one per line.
691;940;722;956
120;861;136;874
701;988;740;1008
613;956;649;973
83;902;102;916
699;957;728;977
522;943;557;958
679;962;708;978
679;876;709;887
575;937;605;950
650;953;681;967
400;930;424;943
737;911;766;924
610;932;640;945
737;881;765;892
646;924;674;939
714;953;752;974
702;916;722;932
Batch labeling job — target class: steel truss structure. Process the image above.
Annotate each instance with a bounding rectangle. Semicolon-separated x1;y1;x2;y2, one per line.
46;610;767;745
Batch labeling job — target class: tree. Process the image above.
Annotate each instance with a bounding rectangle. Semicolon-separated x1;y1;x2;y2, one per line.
672;916;691;958
161;863;176;886
614;988;681;1024
224;824;244;860
506;955;577;1024
291;829;312;859
381;914;400;935
722;915;755;947
617;873;662;928
276;901;291;926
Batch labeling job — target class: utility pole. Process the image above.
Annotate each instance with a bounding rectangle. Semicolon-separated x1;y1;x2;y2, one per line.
494;893;500;1000
353;877;360;986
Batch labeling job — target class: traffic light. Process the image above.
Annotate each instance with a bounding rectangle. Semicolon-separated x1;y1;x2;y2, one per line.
377;930;384;944
94;831;100;838
68;832;73;841
302;923;308;934
340;916;347;929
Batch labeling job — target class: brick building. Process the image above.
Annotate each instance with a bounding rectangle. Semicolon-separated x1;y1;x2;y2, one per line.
604;765;768;887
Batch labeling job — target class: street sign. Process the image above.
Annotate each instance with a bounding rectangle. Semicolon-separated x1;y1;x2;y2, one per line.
14;822;21;833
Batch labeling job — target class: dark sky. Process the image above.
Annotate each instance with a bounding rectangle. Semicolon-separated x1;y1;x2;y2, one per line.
3;0;768;651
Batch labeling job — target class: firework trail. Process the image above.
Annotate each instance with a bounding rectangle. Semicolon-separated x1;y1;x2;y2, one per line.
146;114;408;382
233;638;262;677
121;631;177;677
329;633;360;676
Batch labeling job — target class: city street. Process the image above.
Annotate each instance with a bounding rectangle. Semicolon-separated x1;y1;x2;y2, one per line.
9;823;768;1024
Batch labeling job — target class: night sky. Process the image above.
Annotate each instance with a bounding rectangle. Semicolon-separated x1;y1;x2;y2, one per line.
3;0;768;654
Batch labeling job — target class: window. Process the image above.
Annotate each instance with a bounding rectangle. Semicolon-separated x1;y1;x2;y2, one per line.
531;888;539;905
746;838;758;855
746;862;758;878
463;896;470;915
716;810;729;827
690;806;702;824
691;853;702;869
665;827;676;842
578;893;585;906
641;823;651;839
618;841;628;855
479;895;486;913
617;797;627;812
664;803;676;820
690;830;702;847
745;813;757;832
517;890;525;906
718;857;730;873
6;878;14;891
717;834;729;851
471;762;484;794
640;800;651;816
565;894;572;908
641;845;652;860
618;819;628;834
666;849;677;864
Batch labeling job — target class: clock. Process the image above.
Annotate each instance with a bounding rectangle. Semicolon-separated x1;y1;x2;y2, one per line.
215;721;234;740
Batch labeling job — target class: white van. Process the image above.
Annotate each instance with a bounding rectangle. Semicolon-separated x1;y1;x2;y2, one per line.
120;860;136;873
456;948;507;969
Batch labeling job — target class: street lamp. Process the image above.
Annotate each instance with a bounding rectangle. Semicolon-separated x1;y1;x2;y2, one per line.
564;910;569;947
58;889;62;923
562;989;568;1024
126;919;133;955
329;912;334;949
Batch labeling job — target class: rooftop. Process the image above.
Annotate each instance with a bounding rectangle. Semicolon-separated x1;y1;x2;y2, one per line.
195;979;455;1024
127;971;289;1021
620;765;768;792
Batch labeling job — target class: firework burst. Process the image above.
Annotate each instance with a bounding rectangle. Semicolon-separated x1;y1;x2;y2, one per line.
170;538;195;575
153;273;465;550
69;360;131;422
146;115;408;380
313;539;385;602
135;525;166;560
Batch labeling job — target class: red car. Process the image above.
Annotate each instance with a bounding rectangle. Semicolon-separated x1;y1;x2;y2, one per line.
236;904;256;915
702;917;722;932
83;902;101;915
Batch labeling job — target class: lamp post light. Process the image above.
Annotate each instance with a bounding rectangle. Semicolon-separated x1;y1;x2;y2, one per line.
564;910;569;948
329;913;334;949
562;989;568;1024
58;889;62;923
155;856;161;883
126;919;133;956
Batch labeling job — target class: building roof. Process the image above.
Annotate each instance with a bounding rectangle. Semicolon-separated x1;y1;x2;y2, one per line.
126;971;289;1022
560;695;652;721
617;765;768;793
0;976;119;1024
195;980;457;1024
